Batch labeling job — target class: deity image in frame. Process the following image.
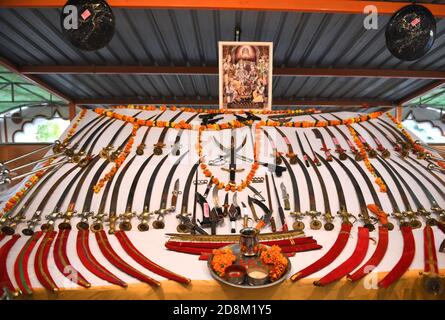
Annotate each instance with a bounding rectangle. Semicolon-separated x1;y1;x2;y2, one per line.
219;41;273;110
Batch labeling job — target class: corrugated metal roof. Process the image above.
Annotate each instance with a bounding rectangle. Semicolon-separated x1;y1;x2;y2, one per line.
1;3;445;106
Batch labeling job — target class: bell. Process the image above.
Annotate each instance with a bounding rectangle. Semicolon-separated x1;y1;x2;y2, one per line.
339;152;347;161
368;149;378;158
58;222;72;230
354;153;363;162
153;147;163;156
136;145;145;156
0;225;15;235
22;228;34;236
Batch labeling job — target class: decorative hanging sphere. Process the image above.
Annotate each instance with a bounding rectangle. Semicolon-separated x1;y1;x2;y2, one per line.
60;0;115;51
385;5;436;61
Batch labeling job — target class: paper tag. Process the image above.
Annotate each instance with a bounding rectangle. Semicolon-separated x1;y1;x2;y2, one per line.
81;9;91;21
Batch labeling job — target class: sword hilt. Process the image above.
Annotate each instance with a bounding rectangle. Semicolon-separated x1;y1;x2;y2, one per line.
58;210;77;230
22;211;43;236
90;212;106;232
41;212;63;231
75;211;93;230
117;211;136;232
337;208;356;224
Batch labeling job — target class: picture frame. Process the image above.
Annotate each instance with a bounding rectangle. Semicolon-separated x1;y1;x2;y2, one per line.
219;41;273;111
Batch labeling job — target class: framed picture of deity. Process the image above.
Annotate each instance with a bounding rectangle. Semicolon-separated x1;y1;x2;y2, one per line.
219;41;273;111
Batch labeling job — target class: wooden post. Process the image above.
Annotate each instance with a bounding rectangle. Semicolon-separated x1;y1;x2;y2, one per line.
69;101;77;120
396;104;403;122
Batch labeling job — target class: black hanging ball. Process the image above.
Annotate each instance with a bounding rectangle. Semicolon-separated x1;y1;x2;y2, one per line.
60;0;115;51
385;5;436;61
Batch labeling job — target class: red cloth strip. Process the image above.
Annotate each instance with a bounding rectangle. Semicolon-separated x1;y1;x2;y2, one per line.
423;226;439;274
166;242;321;255
314;227;370;286
76;229;127;287
378;226;415;288
115;231;191;284
0;234;20;295
165;236;316;249
54;229;91;288
0;233;5;242
347;226;389;281
94;230;160;287
290;223;352;282
14;231;44;295
34;231;59;292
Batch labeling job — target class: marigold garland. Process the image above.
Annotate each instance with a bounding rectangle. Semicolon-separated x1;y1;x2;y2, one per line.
114;104;320;116
93;124;140;193
0;109;88;217
260;245;288;282
197;126;261;193
211;248;237;277
94;108;383;132
347;125;387;193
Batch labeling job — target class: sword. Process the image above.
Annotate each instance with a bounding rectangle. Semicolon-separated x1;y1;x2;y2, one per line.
221;135;244;186
296;131;310;167
313;128;333;162
270;174;288;232
222;193;229;217
319;115;362;161
357;122;391;158
304;132;321;166
247;184;265;202
248;196;273;230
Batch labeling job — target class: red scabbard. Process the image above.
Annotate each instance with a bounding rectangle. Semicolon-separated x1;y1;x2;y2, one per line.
0;234;20;295
34;231;59;292
14;231;44;295
115;231;190;284
54;229;91;288
290;223;352;282
378;226;415;288
314;227;369;286
76;229;127;287
423;225;438;274
94;230;160;287
347;226;389;281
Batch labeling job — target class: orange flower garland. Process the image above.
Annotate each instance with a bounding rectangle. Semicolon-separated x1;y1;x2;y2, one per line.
197;126;261;193
93;124;139;193
0;109;88;218
114;104;320;116
347;125;387;193
260;245;288;282
93;108;384;131
211;248;237;277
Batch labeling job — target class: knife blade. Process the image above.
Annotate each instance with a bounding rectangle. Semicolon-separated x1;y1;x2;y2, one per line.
280;182;291;210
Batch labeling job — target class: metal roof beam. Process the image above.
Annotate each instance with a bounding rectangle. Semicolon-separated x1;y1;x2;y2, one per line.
2;1;445;17
74;97;393;107
398;80;445;106
0;57;72;103
19;65;445;80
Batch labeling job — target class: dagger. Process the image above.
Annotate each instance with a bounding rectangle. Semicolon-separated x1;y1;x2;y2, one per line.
280;182;291;211
270;174;289;232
